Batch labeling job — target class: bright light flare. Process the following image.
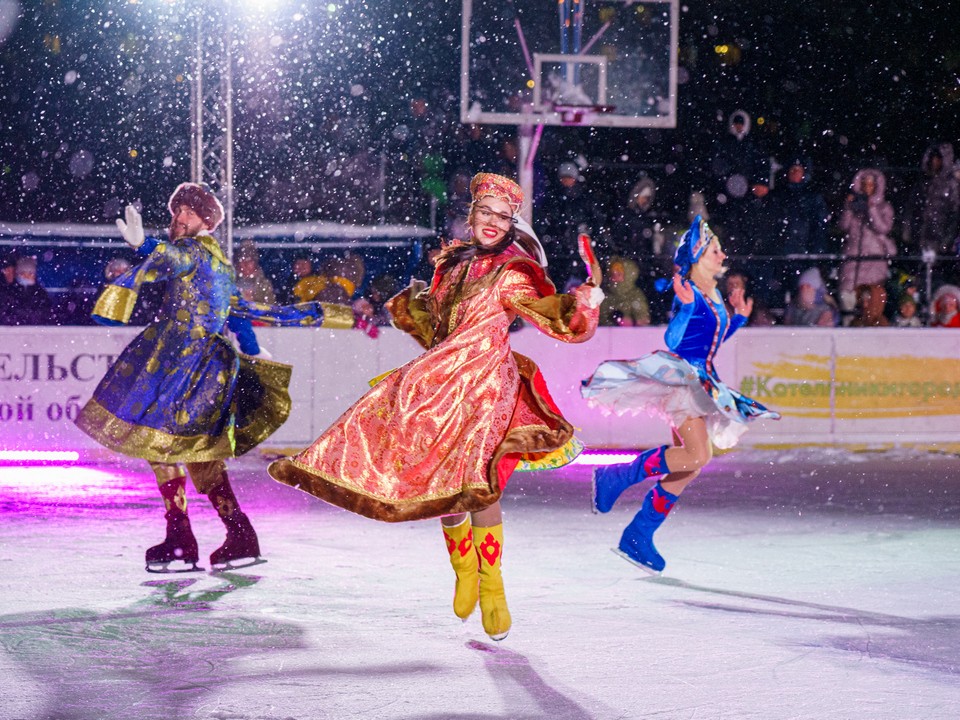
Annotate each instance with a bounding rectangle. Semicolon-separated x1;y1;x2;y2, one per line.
238;0;284;15
572;451;640;466
0;450;81;463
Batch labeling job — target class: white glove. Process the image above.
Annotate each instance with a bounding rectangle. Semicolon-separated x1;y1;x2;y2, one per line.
576;284;605;309
115;204;145;249
586;285;605;308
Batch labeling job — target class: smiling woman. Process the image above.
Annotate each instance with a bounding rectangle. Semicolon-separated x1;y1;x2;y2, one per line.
473;203;514;230
269;171;604;641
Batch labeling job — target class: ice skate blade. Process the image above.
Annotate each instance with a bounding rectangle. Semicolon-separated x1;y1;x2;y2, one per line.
145;561;204;574
487;630;509;642
210;557;267;573
611;547;662;576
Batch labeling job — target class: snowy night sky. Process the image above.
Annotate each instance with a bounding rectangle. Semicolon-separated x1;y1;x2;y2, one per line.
0;0;957;225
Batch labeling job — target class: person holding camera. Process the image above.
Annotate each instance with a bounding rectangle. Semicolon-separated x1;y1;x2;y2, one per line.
838;168;896;321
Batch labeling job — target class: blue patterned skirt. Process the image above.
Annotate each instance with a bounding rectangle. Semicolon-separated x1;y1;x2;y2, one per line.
581;350;779;449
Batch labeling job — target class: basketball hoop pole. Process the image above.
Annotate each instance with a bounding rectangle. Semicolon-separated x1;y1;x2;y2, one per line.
517;122;544;223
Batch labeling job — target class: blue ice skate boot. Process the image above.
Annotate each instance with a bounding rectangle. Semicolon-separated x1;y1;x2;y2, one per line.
591;445;671;513
614;482;679;574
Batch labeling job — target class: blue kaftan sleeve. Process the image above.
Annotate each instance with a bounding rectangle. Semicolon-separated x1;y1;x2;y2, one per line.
226;315;261;355
92;239;199;324
229;295;356;330
137;236;160;257
724;312;748;341
664;295;696;352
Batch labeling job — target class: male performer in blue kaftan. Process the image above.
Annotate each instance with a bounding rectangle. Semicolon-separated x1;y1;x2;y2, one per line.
76;182;375;571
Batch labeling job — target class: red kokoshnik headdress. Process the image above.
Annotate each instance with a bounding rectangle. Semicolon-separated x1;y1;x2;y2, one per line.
469;173;524;213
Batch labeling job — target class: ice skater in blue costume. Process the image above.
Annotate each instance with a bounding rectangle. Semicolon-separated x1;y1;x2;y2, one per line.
76;183;377;572
581;216;779;573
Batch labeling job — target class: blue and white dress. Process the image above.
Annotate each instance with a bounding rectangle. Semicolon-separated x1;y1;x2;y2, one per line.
582;284;779;449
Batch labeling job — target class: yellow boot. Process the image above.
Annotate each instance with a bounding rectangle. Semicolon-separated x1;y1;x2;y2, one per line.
474;523;511;641
442;517;479;620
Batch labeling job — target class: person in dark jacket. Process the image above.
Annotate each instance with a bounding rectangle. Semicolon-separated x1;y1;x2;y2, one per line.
538;161;605;289
770;155;831;256
708;110;771;255
607;175;672;320
0;251;18;324
4;256;53;325
608;174;668;260
765;154;832;301
904;142;960;256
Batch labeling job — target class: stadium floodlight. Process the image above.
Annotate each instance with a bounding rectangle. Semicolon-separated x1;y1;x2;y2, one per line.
237;0;284;14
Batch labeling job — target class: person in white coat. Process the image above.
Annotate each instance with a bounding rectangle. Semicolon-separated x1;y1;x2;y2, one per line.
838;168;896;318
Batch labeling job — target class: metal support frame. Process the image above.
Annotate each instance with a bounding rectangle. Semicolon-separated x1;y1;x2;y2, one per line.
531;52;608;111
189;9;234;257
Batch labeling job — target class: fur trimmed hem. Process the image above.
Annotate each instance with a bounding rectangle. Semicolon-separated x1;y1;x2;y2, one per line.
268;459;501;523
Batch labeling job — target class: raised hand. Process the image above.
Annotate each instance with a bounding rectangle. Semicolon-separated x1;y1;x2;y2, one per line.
115;204;145;249
574;283;605;309
728;286;754;317
577;234;602;287
673;273;694;304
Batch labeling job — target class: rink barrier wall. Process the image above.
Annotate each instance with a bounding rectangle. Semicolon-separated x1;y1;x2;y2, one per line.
2;326;959;457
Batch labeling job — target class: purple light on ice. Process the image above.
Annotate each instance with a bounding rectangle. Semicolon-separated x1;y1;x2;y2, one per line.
0;465;147;502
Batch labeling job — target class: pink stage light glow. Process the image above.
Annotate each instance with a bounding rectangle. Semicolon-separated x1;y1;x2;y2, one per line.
0;465;146;502
0;450;81;463
572;450;640;466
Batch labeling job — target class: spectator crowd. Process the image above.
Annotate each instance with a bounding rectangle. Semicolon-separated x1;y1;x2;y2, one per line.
3;106;960;330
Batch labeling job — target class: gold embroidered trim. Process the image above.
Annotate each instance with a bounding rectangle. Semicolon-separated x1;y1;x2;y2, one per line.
285;457;489;506
196;233;232;268
319;302;355;329
233;354;293;456
92;285;138;324
75;398;236;463
269;456;500;522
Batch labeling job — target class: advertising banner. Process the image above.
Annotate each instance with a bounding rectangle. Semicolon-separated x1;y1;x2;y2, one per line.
3;326;958;455
734;328;960;445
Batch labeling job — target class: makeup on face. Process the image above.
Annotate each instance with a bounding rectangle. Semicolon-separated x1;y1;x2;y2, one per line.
472;201;514;246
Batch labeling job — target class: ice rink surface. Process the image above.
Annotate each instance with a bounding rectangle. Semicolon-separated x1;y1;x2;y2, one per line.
1;447;958;719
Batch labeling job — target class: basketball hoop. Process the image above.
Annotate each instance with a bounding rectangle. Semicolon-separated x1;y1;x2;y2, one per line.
552;104;617;126
462;0;679;129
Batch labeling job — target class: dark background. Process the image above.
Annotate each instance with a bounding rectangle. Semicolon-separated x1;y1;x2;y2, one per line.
1;0;957;226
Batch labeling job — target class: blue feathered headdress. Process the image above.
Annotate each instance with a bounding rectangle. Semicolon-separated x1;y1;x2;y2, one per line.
674;215;716;277
653;215;719;293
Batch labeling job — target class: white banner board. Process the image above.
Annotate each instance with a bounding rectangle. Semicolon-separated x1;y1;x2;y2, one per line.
2;326;958;456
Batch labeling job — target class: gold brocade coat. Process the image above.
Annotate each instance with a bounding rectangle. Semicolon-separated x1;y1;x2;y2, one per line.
75;233;356;463
269;245;599;522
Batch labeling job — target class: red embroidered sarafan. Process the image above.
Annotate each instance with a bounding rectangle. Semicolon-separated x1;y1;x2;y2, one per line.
269;245;598;522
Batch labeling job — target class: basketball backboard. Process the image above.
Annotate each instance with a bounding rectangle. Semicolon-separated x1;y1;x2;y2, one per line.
461;0;679;129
